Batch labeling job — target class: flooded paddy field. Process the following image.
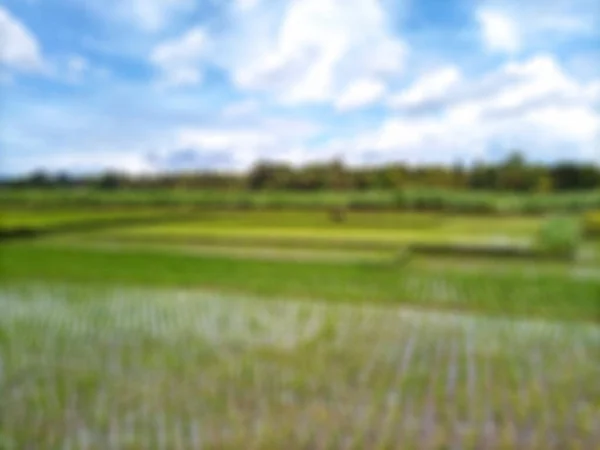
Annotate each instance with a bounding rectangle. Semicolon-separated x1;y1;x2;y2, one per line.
1;285;598;449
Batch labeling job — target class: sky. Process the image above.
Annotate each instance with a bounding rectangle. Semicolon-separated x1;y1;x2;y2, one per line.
1;0;599;176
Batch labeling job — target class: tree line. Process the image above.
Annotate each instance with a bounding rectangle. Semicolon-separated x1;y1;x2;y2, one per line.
4;152;600;192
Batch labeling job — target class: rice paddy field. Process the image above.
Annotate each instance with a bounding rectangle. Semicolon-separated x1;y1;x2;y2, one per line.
1;203;599;448
2;187;600;213
1;285;599;449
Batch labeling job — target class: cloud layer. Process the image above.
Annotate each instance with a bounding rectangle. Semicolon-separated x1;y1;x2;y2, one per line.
1;0;598;175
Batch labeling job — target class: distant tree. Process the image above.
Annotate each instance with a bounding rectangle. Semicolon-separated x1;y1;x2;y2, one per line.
497;150;534;191
377;166;404;189
27;170;51;187
294;163;328;190
55;171;73;187
551;163;583;190
350;170;372;190
560;164;600;190
468;161;494;189
97;171;121;190
504;150;526;168
247;162;273;190
326;159;349;190
452;160;467;188
9;152;599;193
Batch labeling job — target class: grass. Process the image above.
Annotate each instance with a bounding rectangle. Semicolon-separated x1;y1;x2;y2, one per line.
1;242;598;322
82;210;585;261
2;187;600;213
52;238;393;264
107;212;539;237
79;210;538;256
0;208;168;229
0;206;204;239
1;202;599;447
0;207;540;234
1;208;544;259
47;235;600;278
104;225;513;246
584;210;600;238
536;215;582;259
1;285;598;449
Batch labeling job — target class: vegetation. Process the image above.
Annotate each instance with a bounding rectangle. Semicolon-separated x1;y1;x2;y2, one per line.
584;210;600;238
535;216;582;259
2;285;597;449
2;187;600;215
2;242;598;322
0;207;203;240
5;151;600;192
1;166;599;448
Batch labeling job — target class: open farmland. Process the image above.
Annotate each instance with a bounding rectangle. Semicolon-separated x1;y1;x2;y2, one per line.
96;210;537;248
1;200;599;449
2;242;599;322
1;285;599;449
2;187;600;213
1;207;543;254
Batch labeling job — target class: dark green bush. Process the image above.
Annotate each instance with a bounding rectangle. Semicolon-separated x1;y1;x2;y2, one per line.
536;216;581;259
409;242;539;259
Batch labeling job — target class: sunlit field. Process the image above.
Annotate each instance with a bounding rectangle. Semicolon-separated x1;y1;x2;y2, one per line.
1;285;598;449
1;201;599;448
2;188;600;214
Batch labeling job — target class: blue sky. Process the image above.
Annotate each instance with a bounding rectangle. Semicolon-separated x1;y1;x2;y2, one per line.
1;0;599;176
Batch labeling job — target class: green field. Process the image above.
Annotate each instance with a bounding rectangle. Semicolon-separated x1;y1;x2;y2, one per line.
2;187;600;213
1;285;598;449
1;202;599;448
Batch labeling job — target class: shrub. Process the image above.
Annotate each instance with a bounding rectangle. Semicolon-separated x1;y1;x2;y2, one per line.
0;226;38;240
329;206;346;223
409;242;538;259
583;211;600;238
536;216;581;259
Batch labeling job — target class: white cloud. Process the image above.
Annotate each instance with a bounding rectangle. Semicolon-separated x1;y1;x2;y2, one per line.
476;1;599;52
133;0;194;30
6;148;156;176
479;55;593;116
335;79;386;111
217;0;406;105
476;8;520;53
65;0;194;34
106;0;194;32
391;54;594;116
340;108;488;164
167;128;271;169
389;66;461;109
33;54;109;85
151;27;207;86
177;128;274;151
164;116;323;170
329;54;600;164
0;6;45;72
234;0;263;12
521;106;597;144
